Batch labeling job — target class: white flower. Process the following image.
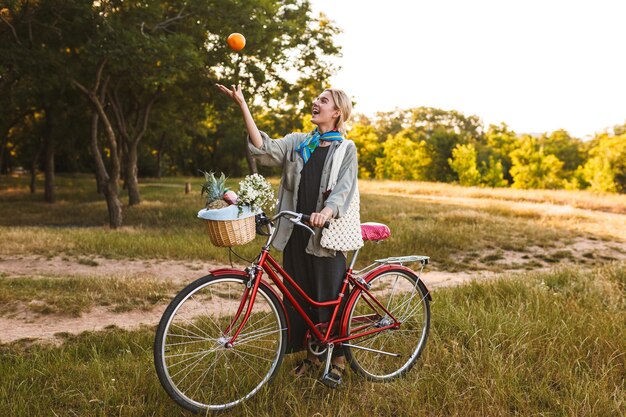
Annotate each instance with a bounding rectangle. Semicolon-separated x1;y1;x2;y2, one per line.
236;174;275;213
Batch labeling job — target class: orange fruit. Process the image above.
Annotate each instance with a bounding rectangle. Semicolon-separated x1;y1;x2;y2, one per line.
226;33;246;51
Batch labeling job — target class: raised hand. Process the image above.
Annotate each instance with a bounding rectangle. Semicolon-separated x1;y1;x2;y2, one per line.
216;83;246;107
215;83;262;147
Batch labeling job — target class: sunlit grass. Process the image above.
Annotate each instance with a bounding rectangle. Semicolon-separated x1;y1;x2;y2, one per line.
359;179;626;214
1;264;624;416
0;275;176;317
3;175;624;272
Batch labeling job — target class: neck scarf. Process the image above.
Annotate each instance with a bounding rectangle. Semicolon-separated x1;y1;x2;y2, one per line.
296;128;343;164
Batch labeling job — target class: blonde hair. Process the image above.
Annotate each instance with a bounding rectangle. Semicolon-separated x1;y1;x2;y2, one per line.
325;88;352;136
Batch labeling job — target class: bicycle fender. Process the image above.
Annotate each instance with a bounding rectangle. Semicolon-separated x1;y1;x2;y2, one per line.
208;268;292;340
210;268;248;277
362;264;432;301
340;265;432;336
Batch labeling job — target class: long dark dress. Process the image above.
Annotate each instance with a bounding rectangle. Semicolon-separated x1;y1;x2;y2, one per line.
283;145;347;354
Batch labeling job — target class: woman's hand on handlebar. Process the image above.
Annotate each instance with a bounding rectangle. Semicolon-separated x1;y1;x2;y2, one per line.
216;83;245;107
308;207;333;228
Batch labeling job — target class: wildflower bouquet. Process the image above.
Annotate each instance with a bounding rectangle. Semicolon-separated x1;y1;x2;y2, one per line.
236;173;276;214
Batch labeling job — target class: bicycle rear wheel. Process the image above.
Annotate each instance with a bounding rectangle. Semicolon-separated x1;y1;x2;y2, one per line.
343;268;430;381
154;274;287;413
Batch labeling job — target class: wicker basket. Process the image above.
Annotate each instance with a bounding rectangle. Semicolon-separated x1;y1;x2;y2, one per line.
204;216;256;247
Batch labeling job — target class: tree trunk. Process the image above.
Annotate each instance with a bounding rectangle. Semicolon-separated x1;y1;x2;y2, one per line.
30;166;37;194
43;107;55;203
156;150;162;179
121;142;129;190
29;141;42;194
0;128;9;175
156;132;165;179
244;134;257;174
102;182;123;228
72;60;123;228
90;110;122;228
95;172;102;194
108;85;161;206
126;142;140;205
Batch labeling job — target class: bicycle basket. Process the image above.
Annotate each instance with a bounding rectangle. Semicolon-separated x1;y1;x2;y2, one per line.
204;216;255;247
198;206;256;247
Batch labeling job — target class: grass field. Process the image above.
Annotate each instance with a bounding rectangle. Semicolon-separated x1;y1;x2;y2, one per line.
0;264;624;416
1;174;624;271
1;174;625;416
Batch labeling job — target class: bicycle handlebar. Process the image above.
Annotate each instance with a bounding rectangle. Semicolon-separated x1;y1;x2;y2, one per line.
300;214;331;229
264;211;330;235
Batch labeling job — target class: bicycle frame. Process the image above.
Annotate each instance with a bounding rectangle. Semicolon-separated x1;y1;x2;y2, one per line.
222;211;404;348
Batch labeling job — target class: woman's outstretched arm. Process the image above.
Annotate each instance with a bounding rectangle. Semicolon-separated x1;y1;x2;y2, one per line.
215;84;262;148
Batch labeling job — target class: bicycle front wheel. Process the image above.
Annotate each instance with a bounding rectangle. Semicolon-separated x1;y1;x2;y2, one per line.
344;268;430;381
154;274;287;413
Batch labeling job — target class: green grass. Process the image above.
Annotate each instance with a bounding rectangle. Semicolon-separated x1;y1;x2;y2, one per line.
0;264;624;416
359;179;626;215
0;275;176;317
3;174;620;271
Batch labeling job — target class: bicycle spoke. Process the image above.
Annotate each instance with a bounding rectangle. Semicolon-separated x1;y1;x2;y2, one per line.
234;326;284;346
385;274;400;311
165;338;215;347
186;355;217;401
165;347;218;360
170;349;213;383
231;346;277;364
169;321;210;342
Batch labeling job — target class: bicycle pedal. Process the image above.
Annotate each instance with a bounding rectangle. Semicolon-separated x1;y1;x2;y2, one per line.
320;372;341;389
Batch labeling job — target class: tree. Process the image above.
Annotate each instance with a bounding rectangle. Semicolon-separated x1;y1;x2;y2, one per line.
350;116;382;179
375;129;430;180
368;107;484;182
581;133;626;193
448;143;481;186
480;156;508;188
483;123;518;182
73;59;124;228
510;135;564;189
539;129;583;175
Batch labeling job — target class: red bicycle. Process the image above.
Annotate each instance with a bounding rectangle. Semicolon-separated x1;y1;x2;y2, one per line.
154;210;431;413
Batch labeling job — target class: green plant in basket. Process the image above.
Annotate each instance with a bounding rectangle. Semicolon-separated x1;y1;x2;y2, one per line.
200;171;237;210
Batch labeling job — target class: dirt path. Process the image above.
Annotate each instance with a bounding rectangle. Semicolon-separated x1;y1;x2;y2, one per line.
0;255;500;344
2;236;625;344
0;255;225;284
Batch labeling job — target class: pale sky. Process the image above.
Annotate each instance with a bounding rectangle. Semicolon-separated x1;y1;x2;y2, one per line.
310;0;626;138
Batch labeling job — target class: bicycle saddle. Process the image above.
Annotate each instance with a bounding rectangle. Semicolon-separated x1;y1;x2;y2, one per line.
360;222;391;241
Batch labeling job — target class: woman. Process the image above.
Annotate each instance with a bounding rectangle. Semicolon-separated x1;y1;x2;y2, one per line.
216;83;358;387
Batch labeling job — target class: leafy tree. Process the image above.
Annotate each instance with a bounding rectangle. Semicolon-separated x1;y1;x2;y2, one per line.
510;135;564;189
539;129;583;174
483;123;518;182
0;0;94;200
448;143;481;186
367;107;484;182
480;156;508;188
582;133;626;193
374;129;430;180
613;120;626;136
350;116;382;178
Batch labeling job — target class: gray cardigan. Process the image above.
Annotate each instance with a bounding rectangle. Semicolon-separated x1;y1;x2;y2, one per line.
248;131;359;257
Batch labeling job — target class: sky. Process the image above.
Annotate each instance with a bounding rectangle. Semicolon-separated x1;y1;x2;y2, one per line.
309;0;626;138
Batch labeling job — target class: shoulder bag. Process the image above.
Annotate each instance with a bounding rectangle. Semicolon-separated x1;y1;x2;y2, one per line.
320;140;364;252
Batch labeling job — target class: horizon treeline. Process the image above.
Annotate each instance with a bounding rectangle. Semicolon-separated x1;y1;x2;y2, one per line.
347;109;625;193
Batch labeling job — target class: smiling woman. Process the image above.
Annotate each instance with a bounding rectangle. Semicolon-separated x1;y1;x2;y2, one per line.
216;82;360;385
